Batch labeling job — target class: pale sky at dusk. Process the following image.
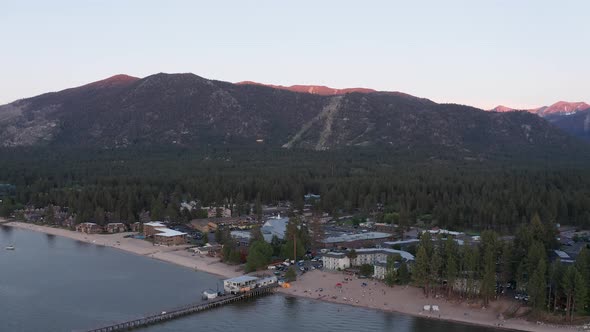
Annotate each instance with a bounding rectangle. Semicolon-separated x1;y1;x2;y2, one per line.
1;0;588;109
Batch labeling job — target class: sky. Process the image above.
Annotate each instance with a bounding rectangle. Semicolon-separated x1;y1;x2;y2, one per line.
1;0;589;109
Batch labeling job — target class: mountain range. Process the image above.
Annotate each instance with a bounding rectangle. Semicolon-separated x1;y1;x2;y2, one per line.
0;73;586;158
490;102;590;141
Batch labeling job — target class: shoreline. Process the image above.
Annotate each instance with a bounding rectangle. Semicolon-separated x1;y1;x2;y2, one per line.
4;220;582;331
4;221;240;279
278;270;580;332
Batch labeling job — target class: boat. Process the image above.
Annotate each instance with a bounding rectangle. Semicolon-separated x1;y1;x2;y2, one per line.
5;245;15;250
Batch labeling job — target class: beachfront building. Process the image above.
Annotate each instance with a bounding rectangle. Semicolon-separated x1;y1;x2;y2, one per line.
322;252;351;270
350;248;414;266
223;275;259;294
257;276;278;287
143;221;167;236
76;222;103;234
105;222;127;233
373;261;387;279
153;228;187;246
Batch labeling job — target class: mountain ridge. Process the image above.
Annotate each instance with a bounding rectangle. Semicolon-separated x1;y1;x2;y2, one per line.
491;101;590;116
0;73;584;158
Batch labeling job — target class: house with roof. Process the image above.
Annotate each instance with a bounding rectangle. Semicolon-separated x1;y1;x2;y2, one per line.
143;221;167;236
76;222;103;234
321;231;394;248
223;275;259;294
153;228;187;246
261;215;289;242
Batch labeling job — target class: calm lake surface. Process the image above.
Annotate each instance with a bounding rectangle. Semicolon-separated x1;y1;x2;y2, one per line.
0;226;503;332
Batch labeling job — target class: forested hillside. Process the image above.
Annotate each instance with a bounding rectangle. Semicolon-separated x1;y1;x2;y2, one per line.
1;147;589;232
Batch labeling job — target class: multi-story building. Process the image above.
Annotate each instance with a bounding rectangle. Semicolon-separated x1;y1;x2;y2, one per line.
105;222;127;233
321;252;351;270
76;222;103;234
153;228;187;246
143;221;167;236
350;248;414;266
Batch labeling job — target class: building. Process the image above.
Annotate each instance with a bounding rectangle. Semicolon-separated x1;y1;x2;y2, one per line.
383;239;420;249
322;252;351;270
223;275;259;294
153;228;187;246
350;248;414;266
76;222;103;234
257;276;278;287
321;231;394;248
143;221;167;236
105;222;127;233
423;227;464;236
261;215;289;242
190;217;250;233
202;206;232;218
553;249;576;264
373;261;388;279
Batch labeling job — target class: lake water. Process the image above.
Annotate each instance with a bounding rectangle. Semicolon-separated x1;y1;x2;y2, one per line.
0;226;504;332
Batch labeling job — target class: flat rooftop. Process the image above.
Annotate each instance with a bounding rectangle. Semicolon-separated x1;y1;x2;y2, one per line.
383;239;420;246
154;227;187;237
145;221;166;227
322;232;392;244
354;248;415;261
224;275;259;283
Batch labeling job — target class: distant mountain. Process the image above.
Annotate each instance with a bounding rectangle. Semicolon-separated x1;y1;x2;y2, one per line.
491;101;590;116
0;73;583;158
490;101;590;141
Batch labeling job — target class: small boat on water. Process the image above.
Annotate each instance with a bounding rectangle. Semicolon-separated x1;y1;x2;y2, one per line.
5;245;15;250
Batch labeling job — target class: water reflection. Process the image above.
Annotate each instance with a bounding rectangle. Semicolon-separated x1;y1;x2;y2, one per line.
45;234;56;247
0;225;13;243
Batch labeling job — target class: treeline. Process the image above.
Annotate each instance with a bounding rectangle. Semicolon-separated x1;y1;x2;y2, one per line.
1;147;590;232
412;214;590;321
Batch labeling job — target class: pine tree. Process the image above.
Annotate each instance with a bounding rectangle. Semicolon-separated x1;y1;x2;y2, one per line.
528;259;547;311
444;236;459;296
430;247;442;296
250;225;264;243
413;246;430;297
398;261;410;285
562;266;575;322
480;244;496;306
573;268;587;321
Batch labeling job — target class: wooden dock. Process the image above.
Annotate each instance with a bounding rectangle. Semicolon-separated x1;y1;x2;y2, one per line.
80;286;277;332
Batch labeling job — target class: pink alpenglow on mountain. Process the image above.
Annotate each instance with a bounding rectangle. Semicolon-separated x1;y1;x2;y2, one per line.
491;101;590;116
236;81;377;96
85;74;140;89
542;101;590;115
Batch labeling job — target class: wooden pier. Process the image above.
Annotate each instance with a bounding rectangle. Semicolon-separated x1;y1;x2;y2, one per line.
80;286;277;332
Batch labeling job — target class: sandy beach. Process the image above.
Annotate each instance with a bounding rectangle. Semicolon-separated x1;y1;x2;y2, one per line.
278;270;579;332
4;221;241;279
